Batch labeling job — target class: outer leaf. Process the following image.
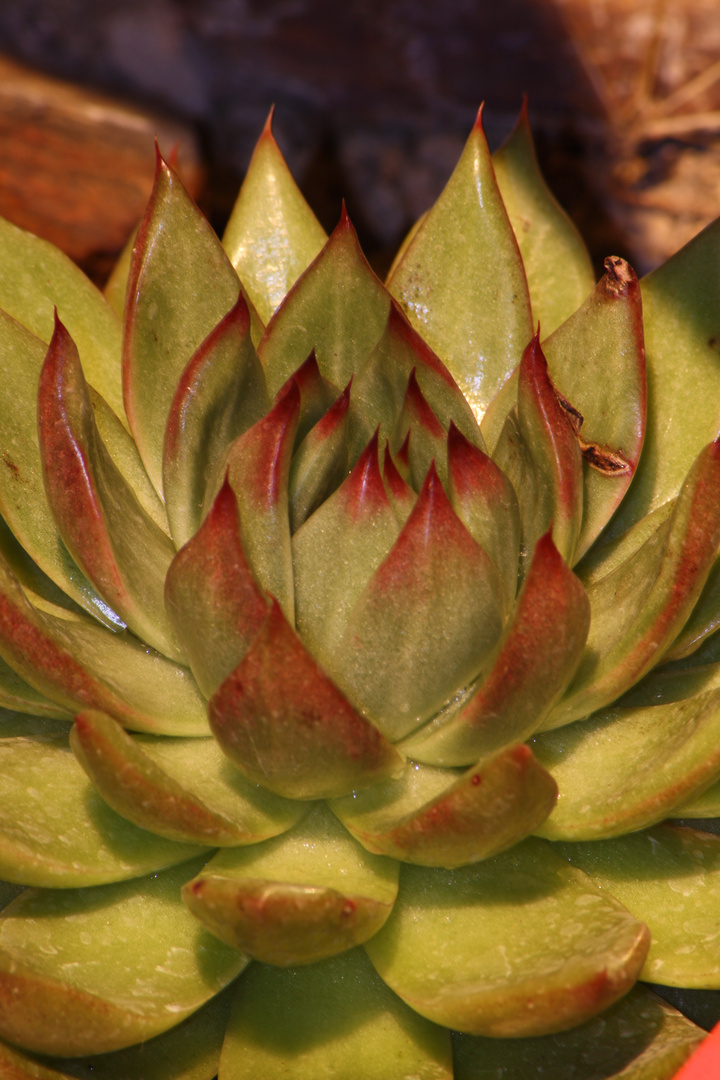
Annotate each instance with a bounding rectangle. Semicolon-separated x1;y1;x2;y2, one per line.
387;107;533;422
0;859;248;1056
163;294;269;547
452;984;704;1080
259;208;391;398
218;948;452;1080
493;333;584;569
555;824;720;988
123;151;261;496
182;805;398;965
0;311;124;629
165;479;270;698
0;215;124;421
610;218;720;536
330;464;504;741
71;710;306;847
292;430;402;668
90;385;169;536
222;109;328;324
532;690;720;840
0;728;207;887
330;747;557;868
0;557;209;736
492;101;595;337
209;599;403;799
545;439;720;729
364;838;649;1037
403;532;589;765
38;317;182;660
49;985;235;1080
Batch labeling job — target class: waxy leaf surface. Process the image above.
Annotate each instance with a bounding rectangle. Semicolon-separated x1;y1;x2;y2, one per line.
123;153;259;496
545;439;720;729
71;710;306;847
611;219;720;535
259;209;391;398
209;599;402;799
330;466;503;740
0;312;124;629
183;805;398;965
0;859;247;1056
330;747;557;868
219;948;452;1080
452;984;703;1080
533;690;720;840
165;480;270;698
556;824;720;988
364;838;649;1037
0;216;124;420
494;334;583;568
38;318;182;660
0;727;207;887
222;110;328;325
492;103;594;337
387;109;532;421
221;383;299;624
403;532;589;765
163;294;269;547
292;431;401;669
0;562;208;735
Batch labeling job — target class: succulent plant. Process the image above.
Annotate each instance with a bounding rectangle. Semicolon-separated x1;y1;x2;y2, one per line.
1;102;720;1080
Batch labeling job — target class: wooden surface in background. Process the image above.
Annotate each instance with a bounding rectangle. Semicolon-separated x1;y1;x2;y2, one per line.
0;55;203;276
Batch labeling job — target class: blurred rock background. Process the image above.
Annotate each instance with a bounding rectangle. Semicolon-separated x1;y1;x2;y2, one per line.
0;0;718;280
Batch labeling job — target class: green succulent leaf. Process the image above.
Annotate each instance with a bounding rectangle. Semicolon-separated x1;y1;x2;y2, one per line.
532;690;720;840
387;108;533;422
163;294;270;547
329;464;504;740
0;725;207;887
218;381;300;624
48;984;235;1080
445;422;520;617
610;218;720;537
0;311;125;629
259;209;391;398
330;747;557;868
165;479;270;698
493;333;584;569
103;226;136;322
545;438;720;729
123;151;261;497
0;859;248;1056
0;216;124;421
71;710;306;847
38;317;183;660
348;305;483;466
492;101;595;338
209;598;403;799
391;369;450;488
364;838;650;1037
292;430;402;669
0;556;208;735
182;804;398;965
452;984;704;1080
403;531;589;765
288;382;350;531
218;948;453;1080
556;823;720;988
222;110;328;325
